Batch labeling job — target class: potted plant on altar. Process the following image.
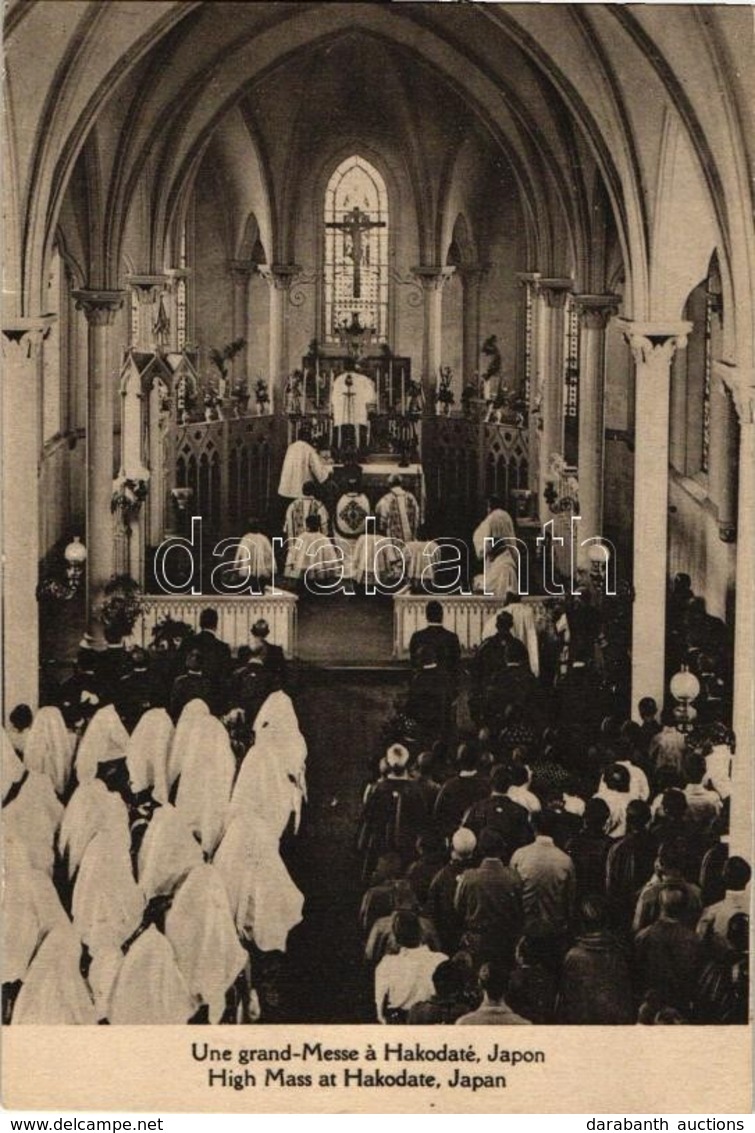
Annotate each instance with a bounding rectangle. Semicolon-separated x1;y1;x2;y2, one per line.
436;366;455;415
203;390;224;421
254;378;270;415
461;380;480;417
111;473;149;528
285;371;303;416
97;574;145;640
230;378;250;417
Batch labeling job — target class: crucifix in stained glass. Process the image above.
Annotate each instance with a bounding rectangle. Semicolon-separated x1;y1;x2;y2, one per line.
325;206;386;299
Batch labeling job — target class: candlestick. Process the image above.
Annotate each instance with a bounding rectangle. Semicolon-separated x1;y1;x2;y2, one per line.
401;367;406;415
389;360;394;410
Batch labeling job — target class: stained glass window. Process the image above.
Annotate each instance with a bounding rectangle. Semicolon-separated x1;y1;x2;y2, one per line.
324;156;388;342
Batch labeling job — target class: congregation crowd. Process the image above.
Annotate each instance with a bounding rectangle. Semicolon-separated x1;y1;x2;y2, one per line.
356;574;748;1026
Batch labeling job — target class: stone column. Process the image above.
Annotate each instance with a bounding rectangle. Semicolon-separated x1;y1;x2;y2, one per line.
2;318;56;711
73;290;125;621
573;295;620;557
516;272;542;514
165;268;190;351
229;260;254;381
460;265;486;382
619;320;692;719
534;278;572;509
412;265;456;403
126;275;167;351
719;367;755;856
258;264;299;412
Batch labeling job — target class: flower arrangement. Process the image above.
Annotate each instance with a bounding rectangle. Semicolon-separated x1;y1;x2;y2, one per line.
544;453;580;512
111;475;149;524
254;378;270;412
97;574;145;639
150;615;194;652
208;338;246;381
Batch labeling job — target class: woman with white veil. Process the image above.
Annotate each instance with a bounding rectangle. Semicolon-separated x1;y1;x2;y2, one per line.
23;706;75;798
164;862;247;1023
230;689;307;839
472;501;519;598
137;803;203;903
214;815;304;955
108;926;195;1024
75;703;130;784
167;698;210;791
2;731;62;876
125;707;174;805
59;778;129;883
11;922;97;1025
174;714;235;858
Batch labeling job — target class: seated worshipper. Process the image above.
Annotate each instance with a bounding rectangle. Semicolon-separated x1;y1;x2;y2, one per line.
22;705;75;800
506;761;541;816
472;498;518;594
632;839;703;934
375;474;421;543
412;749;443;812
404;536;442;593
59;777;129;886
230;687;307;839
2;840;69;1023
682;752;723;827
176;607;232;716
332;476;371;582
214;814;304;955
594;762;633;839
174;714;236;858
424;828;478;956
164;862;248;1024
407;958;471;1025
167;698;210;791
374;910;447;1024
433;743;490;840
696;856;751;949
634;885;704;1013
230;619;288;735
694;912;750;1024
284;513;340;588
108;925;195;1024
74;702;131;791
365;879;441;965
510;809;577;938
506;927;559;1024
6;703;33;756
481;592;539;677
702;723;734;801
58;651;102;729
462;765;534;856
232;519;275;593
283;479;330;540
278;425;332;500
94;626;129;706
556;894;634;1025
359;744;429;874
114;648;157;731
648;708;688;776
137;802;204;904
455;827;525;969
3;731;62;877
352;527;404;590
169;650;213;724
605;799;658;932
10;921;98;1025
637;697;662;757
409;601;462;682
359;852;405;937
405;832;448;907
455;958;532;1025
125;707;174;808
404;645;456;744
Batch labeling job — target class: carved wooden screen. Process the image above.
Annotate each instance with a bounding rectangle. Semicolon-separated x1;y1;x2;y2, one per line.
483;424;530;503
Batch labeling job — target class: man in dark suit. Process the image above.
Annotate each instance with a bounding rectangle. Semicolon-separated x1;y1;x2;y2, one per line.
409;601;461;683
462;766;534;859
230;618;288;732
179;607;232;714
94;626;129;705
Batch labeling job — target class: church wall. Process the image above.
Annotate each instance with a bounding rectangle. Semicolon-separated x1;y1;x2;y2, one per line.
193;164;234;377
440;271;463;390
668;474;735;623
247;272;270;386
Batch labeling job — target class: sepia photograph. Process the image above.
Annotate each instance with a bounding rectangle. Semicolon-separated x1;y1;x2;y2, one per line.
1;0;753;1115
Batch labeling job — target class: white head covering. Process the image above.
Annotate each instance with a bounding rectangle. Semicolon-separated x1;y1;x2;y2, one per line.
75;704;130;783
386;743;410;770
165;863;247;1023
3;767;63;876
230;691;307;837
168;698;210;788
108;926;194;1024
72;824;145;953
2;840;68;984
11;922;97;1025
2;730;25;801
214;816;304;953
473;507;516;559
23;706;74;797
125;707;173;803
174;715;235;857
59;779;129;879
137;803;204;901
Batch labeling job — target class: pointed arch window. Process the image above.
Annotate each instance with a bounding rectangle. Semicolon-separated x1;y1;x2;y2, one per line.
324;155;388;343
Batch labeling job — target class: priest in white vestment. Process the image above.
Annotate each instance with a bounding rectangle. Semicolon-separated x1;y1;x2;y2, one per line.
283;480;330;539
375;475;420;543
331;369;376;447
333;479;371;582
232;522;275;590
278;426;333;499
284;514;341;586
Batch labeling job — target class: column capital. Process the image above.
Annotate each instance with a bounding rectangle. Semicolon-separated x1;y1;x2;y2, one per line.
228;259;255;280
411;265;456;291
535;278;573;309
257;263;301;290
73;289;126;326
457;263;489;286
126;275;167;305
573;293;621;330
2;315;57;360
515;271;541;288
618;319;693;368
717;363;755;426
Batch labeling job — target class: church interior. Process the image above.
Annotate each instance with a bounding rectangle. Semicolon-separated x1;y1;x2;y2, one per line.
2;2;754;1026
